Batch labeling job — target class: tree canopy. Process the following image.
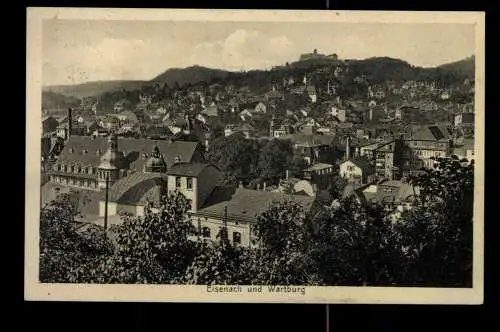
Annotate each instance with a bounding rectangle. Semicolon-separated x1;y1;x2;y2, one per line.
40;157;474;287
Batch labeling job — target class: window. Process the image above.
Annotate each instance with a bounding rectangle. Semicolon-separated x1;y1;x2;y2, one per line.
175;177;181;189
187;177;193;190
233;232;241;245
202;227;211;238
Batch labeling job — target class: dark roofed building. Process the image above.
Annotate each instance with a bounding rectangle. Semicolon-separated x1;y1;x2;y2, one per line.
167;162;213;177
193;187;318;247
45;136;205;192
55;136;204;172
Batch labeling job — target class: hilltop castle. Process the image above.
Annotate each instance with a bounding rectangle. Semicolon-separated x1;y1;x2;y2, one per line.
299;49;338;61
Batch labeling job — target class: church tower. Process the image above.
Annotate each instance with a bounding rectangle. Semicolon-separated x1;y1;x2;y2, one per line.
97;133;125;189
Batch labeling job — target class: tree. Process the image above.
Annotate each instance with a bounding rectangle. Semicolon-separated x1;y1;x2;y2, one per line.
206;133;261;185
90;191;198;284
256;139;295;184
394;157;474;286
250;200;322;285
39;194;113;283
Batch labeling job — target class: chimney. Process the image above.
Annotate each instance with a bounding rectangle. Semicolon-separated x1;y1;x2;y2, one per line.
239;181;244;189
369;108;373;121
256;183;260;190
286;169;290;180
263;182;267;191
67;108;73;140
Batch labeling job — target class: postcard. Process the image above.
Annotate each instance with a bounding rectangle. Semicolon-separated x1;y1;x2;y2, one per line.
26;8;485;304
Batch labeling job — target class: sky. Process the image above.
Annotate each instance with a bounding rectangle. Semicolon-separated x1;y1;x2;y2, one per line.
42;20;475;86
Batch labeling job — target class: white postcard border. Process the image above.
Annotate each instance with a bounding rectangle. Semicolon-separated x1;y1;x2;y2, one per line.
25;8;485;304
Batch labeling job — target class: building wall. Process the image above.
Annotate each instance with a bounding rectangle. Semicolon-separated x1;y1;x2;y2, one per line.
192;215;252;247
167;166;222;213
99;201;117;217
167;175;195;210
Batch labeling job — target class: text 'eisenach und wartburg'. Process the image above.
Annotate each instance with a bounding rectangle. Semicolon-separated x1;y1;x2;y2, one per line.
207;285;306;295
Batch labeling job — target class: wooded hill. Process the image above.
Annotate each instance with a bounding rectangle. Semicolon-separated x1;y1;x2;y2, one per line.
42;55;475;102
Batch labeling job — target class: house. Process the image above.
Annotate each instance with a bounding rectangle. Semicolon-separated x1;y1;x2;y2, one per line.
339;157;375;185
358;180;420;214
232;123;256;139
163;116;188;135
224;124;236;137
401;125;453;176
115;110;139;125
302;162;335;190
266;89;284;103
454;112;475;137
306;85;317;103
97;171;168;218
295;117;322;134
144;125;172;139
166;163;224;214
328;106;347;123
98;115;121;131
45;134;205;192
192;186;317;247
279;133;334;166
201;103;220;118
270;123;294;138
114;99;132;113
358;139;403;181
239;109;253;121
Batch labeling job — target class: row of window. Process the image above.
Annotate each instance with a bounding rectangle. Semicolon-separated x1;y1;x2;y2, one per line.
54;164;97;175
200;227;241;244
51;175;98;188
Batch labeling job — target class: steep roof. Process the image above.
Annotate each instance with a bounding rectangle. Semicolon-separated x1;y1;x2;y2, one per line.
105;172;166;206
56;136;201;171
196;187;316;223
201;105;219;117
342;156;374;174
411;125;451;142
166;163;213;177
363;180;420;205
303;162;334;172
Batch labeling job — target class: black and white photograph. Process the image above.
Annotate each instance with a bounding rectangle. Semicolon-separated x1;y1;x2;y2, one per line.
26;8;484;303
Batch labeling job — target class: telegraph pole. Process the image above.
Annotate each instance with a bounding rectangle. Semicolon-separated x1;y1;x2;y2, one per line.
223;205;228;243
104;172;109;232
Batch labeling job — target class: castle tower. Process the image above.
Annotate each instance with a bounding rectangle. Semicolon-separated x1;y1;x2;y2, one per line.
97;132;125;189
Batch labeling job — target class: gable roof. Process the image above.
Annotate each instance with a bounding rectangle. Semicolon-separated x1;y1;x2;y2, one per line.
411;125;451;141
56;136;201;171
201;105;219;117
196;187;316;223
167;163;213;177
342;157;374;173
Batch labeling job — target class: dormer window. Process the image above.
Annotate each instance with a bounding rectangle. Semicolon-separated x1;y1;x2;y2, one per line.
142;153;148;160
83;149;88;155
96;149;102;156
69;148;74;153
